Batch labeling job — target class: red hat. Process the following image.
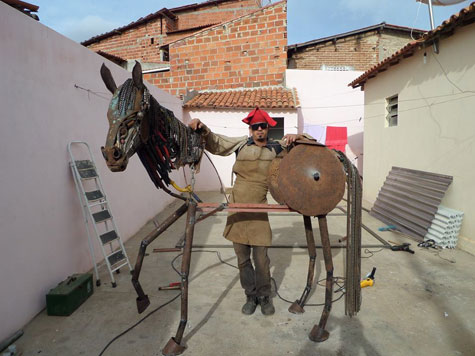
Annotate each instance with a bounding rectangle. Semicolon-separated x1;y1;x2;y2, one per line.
242;107;277;127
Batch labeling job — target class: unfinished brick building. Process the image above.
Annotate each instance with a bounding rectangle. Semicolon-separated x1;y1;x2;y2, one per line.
82;0;263;72
287;23;425;71
145;1;287;97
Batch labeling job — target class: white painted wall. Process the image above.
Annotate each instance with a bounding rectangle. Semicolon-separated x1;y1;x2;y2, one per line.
285;69;365;173
183;109;298;189
0;3;197;341
362;23;475;254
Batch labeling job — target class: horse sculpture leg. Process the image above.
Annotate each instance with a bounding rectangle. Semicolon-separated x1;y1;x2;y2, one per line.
309;215;333;342
132;203;188;314
289;215;317;314
163;202;197;356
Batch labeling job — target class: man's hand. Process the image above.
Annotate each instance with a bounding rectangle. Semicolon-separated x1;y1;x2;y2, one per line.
282;134;300;145
189;118;203;131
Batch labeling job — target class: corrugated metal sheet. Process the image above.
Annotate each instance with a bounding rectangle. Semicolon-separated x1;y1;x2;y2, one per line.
370;167;453;240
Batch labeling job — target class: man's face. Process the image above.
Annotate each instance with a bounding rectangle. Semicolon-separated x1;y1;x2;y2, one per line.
249;122;269;142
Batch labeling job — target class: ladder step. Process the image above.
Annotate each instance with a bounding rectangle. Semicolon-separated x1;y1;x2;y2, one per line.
108;250;126;267
78;168;98;179
92;210;111;223
75;160;94;170
85;190;104;202
100;230;118;245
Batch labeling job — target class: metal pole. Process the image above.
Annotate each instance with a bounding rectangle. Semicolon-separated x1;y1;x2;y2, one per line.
426;0;440;53
427;0;436;30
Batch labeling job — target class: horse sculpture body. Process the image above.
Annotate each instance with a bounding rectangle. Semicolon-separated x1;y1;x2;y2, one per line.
100;62;362;356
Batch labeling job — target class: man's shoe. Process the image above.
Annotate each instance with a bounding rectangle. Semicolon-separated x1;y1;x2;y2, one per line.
241;296;258;315
258;296;275;315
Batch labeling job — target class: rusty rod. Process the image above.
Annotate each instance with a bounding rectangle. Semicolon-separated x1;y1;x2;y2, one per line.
131;203;188;314
289;216;317;313
173;202;197;344
309;215;333;342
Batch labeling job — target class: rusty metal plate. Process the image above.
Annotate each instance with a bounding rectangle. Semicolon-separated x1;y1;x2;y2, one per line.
268;152;287;204
277;144;345;216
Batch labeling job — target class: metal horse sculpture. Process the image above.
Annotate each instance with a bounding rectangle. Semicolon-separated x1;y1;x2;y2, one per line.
100;62;362;356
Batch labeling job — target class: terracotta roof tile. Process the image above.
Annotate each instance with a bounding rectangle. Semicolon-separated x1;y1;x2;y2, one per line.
183;86;299;109
349;2;475;88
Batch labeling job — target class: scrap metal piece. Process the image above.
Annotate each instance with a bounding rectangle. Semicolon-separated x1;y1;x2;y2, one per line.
277;144;346;216
288;215;317;314
268;153;286;204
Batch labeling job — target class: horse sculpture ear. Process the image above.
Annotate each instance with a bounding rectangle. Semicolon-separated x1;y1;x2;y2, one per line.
132;61;145;90
100;63;117;94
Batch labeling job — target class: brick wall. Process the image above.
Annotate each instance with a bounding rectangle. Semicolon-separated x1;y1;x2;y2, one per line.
288;29;416;71
87;0;259;66
144;1;287;97
379;30;417;60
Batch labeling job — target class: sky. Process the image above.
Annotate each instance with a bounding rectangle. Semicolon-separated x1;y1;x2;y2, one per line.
32;0;473;45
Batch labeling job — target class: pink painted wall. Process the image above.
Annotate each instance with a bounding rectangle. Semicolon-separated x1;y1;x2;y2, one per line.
183;109;298;190
285;69;365;173
0;2;192;341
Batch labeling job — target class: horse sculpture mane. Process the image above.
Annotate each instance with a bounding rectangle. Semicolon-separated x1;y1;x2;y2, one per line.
100;62;203;196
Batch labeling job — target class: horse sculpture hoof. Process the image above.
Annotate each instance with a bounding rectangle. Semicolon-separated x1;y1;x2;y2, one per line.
162;337;186;356
288;300;305;314
309;325;330;342
136;295;150;314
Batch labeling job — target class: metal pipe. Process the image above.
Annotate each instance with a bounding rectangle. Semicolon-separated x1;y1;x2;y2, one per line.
337;206;391;247
427;0;436;30
131;203;188;314
182;244;387;249
174;202;197;344
426;0;440;53
309;216;333;342
289;216;317;313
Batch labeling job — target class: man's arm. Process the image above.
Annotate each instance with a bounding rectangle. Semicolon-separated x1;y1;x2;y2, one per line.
281;133;315;146
189;118;246;156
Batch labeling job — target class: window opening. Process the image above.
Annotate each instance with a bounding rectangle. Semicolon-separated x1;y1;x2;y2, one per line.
160;46;169;62
386;95;398;127
268;117;284;140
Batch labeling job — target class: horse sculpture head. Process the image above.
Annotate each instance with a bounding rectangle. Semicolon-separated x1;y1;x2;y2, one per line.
100;62;150;172
100;61;203;194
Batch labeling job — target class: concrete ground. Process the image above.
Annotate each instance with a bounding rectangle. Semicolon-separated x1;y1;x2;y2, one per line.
14;191;475;356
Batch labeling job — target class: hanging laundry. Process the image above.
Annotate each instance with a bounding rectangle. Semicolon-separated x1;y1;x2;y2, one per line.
303;124;326;143
325;126;347;152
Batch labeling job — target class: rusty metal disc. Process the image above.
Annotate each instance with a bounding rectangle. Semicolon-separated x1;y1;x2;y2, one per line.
277;144;346;216
268;153;286;204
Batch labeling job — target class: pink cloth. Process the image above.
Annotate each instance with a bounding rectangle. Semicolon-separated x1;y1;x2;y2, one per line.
325;126;347;152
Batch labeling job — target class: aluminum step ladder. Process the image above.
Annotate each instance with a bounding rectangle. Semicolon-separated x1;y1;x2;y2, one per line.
68;141;132;287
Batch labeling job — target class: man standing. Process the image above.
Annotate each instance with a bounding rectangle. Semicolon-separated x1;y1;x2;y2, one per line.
189;108;307;315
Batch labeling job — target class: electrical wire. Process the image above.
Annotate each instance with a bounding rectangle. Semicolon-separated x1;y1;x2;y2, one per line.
430;52;475;94
171;249;347;307
99;248;349;355
361;248;384;259
411;0;424;41
97;292;181;356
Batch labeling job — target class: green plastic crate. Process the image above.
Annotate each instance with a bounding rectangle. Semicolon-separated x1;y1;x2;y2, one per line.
46;273;94;316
